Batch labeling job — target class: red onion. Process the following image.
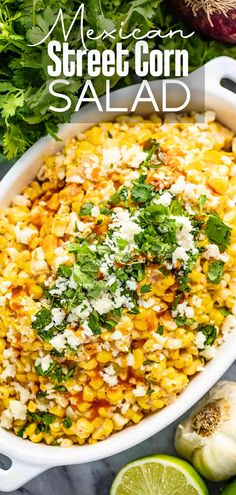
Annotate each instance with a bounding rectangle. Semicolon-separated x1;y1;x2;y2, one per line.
170;0;236;44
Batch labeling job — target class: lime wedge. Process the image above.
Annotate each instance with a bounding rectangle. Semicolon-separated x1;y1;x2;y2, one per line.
221;478;236;495
110;455;209;495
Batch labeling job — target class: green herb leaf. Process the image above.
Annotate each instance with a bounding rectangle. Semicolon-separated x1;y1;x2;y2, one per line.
79;202;94;216
116;238;129;251
109;186;128;206
156;324;164;335
206;215;232;251
197;324;217;347
1;1;235;160
174;316;195;327
28;412;55;432
142;139;163;169
131;177;153;204
37;391;48;398
62;418;72;428
17;424;27;437
57;265;72;278
207;260;224;284
219;307;231;317
198;194;207;213
146;386;154;395
88;311;101;335
54;385;67;393
32;308;51;331
140;284;152;294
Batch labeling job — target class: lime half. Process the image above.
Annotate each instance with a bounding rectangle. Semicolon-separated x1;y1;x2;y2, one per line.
110;455;209;495
221;478;236;495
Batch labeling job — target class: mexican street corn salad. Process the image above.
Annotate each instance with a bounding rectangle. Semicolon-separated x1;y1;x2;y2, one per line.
0;111;236;446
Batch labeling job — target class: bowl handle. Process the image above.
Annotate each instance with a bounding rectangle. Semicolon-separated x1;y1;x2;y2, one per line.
0;458;48;492
204;56;236;92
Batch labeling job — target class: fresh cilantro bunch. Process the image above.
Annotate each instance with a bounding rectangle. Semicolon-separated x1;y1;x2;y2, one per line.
0;0;235;159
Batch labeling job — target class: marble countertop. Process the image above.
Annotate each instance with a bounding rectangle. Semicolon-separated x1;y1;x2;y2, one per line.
0;161;235;495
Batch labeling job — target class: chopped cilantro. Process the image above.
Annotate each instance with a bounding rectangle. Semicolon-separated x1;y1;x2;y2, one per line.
159;267;169;276
174;316;195;327
127;263;146;282
198;194;207;212
88;311;101;335
17;424;27;437
100;206;110;215
103;318;117;331
140;284;152;294
116;238;128;251
40;413;55;425
146;386;154;395
113;308;122;318
57;265;72;278
72;265;94;288
37;390;48;398
35;362;56;377
131;176;153;204
171;294;181;311
28;412;55;432
87;281;105;299
109;186;128;206
141;204;167;224
115;268;128;283
32;308;51;332
169;199;183;216
177;275;191;293
65;367;76;380
51;350;65;358
156;324;164;335
35;362;75;383
206;215;232;251
197;324;217;346
62;418;72;428
207;260;224;284
80;259;99;274
54;385;67;393
142;139;163;169
219;306;231;317
79;202;93;216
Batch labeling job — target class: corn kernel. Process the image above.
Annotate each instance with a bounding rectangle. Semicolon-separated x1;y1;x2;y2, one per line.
75;418;93;439
49;406;65;417
80;359;97;370
107;387;123;404
133;349;143;369
83;386;95;403
30;432;43;443
28;401;37;413
96;351;112;364
92;418;113;440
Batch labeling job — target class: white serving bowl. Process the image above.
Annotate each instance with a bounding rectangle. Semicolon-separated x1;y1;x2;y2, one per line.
0;56;236;492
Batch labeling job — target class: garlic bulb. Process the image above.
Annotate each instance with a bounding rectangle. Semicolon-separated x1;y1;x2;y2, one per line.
175;381;236;481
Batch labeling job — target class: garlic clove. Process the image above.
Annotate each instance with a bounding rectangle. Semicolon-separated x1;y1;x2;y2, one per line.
175;381;236;481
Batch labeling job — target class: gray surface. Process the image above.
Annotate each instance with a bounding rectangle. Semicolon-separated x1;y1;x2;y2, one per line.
0;161;235;495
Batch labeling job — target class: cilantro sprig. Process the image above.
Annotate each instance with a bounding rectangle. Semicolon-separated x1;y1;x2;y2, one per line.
35;362;76;383
207;260;224;284
197;324;217;347
131;176;153;204
1;1;235;159
206;215;232;251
